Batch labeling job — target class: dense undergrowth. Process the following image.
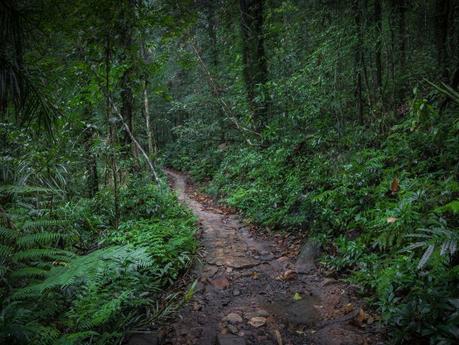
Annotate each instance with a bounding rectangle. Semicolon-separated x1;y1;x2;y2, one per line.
0;171;197;345
165;92;459;344
2;0;459;344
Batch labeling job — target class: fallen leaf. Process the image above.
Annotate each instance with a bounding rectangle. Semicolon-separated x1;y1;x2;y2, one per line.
357;308;368;325
390;177;400;194
248;316;267;328
274;330;283;345
282;269;297;281
293;292;302;301
342;303;353;314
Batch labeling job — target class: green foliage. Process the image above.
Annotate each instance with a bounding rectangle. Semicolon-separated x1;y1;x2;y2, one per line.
0;177;197;345
2;0;459;344
167;88;459;343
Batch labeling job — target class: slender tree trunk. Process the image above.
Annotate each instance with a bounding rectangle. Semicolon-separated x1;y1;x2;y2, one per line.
398;0;407;98
374;0;383;97
120;1;137;160
435;0;451;81
205;1;226;142
83;109;98;198
388;1;398;107
105;35;119;228
353;0;364;124
121;69;134;153
143;79;155;158
206;0;218;67
239;0;268;130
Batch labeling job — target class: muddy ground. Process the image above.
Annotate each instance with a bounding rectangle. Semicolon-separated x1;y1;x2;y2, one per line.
131;170;384;345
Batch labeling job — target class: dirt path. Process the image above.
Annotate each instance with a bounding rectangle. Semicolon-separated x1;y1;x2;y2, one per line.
162;170;382;345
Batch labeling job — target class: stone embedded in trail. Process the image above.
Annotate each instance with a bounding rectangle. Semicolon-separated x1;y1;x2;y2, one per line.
210;276;230;289
295;239;321;274
227;324;239;334
244;308;269;321
216;334;246;345
224;256;259;269
204;265;219;278
248;316;267;328
223;313;243;323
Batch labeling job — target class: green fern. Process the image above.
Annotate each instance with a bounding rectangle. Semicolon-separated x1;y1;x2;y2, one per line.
0;244;14;262
10;267;49;279
12;248;75;262
0;226;17;240
0;185;57;194
21;219;69;230
15;246;152;295
54;331;99;345
16;232;63;248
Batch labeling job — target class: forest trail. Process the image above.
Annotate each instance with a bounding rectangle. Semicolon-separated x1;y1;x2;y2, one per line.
161;170;382;345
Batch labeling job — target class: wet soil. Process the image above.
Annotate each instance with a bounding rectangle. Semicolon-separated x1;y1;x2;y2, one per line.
161;170;383;345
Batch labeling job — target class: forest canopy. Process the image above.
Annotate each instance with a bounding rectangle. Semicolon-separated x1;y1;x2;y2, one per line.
1;0;458;344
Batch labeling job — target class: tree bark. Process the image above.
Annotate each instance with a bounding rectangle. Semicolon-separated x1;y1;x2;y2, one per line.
206;0;218;67
239;0;268;130
120;0;137;159
83;110;98;198
397;0;406;69
105;35;120;228
374;0;383;95
143;79;156;159
353;0;364;124
435;0;451;80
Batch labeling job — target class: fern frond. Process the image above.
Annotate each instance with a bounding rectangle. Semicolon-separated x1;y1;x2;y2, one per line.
16;232;63;248
418;244;435;269
12;248;75;262
10;266;49;279
0;265;8;277
0;243;14;259
15;246;152;295
81;292;129;329
55;331;99;345
0;226;17;240
22;219;68;230
0;185;57;194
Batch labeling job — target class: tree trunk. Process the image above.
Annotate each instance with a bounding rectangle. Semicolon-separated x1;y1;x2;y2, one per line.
105;35;119;228
435;0;451;81
239;0;268;130
374;0;383;96
353;0;364;124
121;68;134;154
398;0;406;69
206;1;218;67
120;0;137;159
83;110;98;198
143;79;156;159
